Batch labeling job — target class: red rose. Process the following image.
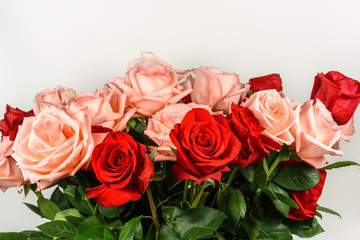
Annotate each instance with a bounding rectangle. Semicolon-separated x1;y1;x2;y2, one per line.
249;74;283;93
227;104;281;168
0;105;34;140
311;71;360;125
169;108;241;183
86;131;154;207
287;168;327;220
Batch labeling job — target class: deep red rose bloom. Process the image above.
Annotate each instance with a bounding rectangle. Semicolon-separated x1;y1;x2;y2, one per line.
227;104;281;168
0;105;34;140
280;160;327;221
249;73;283;93
169;108;241;183
311;71;360;125
86;131;154;207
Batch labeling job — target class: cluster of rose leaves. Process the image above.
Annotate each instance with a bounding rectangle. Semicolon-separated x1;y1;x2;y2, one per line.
1;52;360;239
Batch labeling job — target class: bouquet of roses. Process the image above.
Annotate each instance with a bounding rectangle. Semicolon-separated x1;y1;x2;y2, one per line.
0;52;359;240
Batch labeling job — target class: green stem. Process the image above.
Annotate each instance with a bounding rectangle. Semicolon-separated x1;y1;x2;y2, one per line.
267;153;284;177
190;181;196;202
183;180;189;203
191;180;208;208
146;184;160;232
223;167;240;192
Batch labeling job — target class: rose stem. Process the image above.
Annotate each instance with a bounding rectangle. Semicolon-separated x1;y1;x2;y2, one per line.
267;147;290;177
191;180;208;208
223;167;240;192
146;184;160;232
190;180;196;202
182;179;189;203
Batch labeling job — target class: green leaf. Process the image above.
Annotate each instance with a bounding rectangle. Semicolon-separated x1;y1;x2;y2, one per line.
98;205;121;219
66;215;85;227
227;188;246;219
169;146;177;156
65;186;93;215
75;215;117;240
262;157;269;175
162;206;183;222
37;220;76;239
20;230;52;240
240;163;256;182
64;185;77;198
277;146;292;162
149;147;158;162
253;160;268;189
214;231;226;240
119;216;143;240
242;213;259;240
164;207;226;240
258;219;292;240
158;224;182;240
317;205;341;218
127;119;137;129
0;233;27;240
284;217;324;238
107;219;123;232
23;202;42;217
23;182;37;198
54;208;82;221
50;186;69;210
37;198;61;220
321;160;360;170
217;188;246;234
262;187;277;200
274;162;321;191
268;182;298;216
316;211;323;219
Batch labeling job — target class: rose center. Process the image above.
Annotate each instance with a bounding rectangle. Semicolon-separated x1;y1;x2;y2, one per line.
195;132;211;147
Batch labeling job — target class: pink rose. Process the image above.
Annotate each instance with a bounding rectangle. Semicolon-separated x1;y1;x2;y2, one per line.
11;104;94;191
107;53;192;117
33;86;77;114
182;66;249;114
72;88;136;131
0;137;24;192
241;90;296;145
144;103;215;161
290;100;342;168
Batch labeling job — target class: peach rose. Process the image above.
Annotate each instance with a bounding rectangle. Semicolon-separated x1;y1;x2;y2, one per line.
182;66;249;114
144;103;215;161
33;86;77;114
242;90;296;145
290;100;342;168
0;137;24;192
107;53;192;117
11;104;94;191
72;88;137;131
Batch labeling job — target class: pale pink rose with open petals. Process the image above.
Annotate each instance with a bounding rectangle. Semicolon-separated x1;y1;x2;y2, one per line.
107;53;192;117
11;104;94;191
72;88;136;131
242;90;296;145
0;137;24;192
33;86;77;114
144;103;215;161
182;66;249;114
290;100;342;168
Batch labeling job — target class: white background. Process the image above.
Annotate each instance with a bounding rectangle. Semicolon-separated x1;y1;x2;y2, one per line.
0;0;359;239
